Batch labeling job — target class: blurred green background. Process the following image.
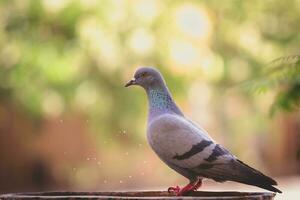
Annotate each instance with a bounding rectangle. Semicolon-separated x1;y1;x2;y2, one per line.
0;0;299;197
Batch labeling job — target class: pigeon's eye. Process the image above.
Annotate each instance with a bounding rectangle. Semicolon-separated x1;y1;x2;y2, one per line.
141;73;148;78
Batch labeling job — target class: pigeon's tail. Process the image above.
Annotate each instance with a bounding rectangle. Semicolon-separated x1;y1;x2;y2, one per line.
201;159;282;193
231;160;282;193
255;183;282;194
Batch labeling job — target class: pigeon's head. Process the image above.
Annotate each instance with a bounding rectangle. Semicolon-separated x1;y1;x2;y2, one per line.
125;67;165;89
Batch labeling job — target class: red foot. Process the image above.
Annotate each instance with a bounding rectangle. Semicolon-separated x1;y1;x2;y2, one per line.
168;179;203;196
168;186;180;193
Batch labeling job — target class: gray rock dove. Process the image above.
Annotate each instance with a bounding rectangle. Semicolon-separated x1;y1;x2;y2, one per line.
125;67;282;196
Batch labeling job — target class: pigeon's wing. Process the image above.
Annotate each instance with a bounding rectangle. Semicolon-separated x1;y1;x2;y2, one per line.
147;113;233;170
185;118;214;142
148;114;281;193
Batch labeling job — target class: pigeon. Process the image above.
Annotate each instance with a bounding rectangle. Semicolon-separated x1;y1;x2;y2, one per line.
125;67;282;196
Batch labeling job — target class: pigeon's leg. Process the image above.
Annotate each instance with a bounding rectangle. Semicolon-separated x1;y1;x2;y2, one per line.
193;178;203;191
176;182;196;196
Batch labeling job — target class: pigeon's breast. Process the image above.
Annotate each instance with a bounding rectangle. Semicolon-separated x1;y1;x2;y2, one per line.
147;114;184;148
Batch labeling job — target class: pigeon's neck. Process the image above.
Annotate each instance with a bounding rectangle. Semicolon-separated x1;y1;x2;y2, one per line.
146;86;183;122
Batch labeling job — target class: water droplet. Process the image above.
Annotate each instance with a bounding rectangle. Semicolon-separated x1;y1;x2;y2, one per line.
128;175;132;178
123;130;126;134
138;144;142;147
143;160;147;164
119;180;123;184
125;152;129;156
60;119;63;123
97;161;102;165
86;157;90;161
63;151;67;155
73;167;76;171
103;180;107;184
86;119;89;123
141;172;145;176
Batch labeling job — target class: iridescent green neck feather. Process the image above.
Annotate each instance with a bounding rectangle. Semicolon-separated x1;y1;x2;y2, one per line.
146;87;183;121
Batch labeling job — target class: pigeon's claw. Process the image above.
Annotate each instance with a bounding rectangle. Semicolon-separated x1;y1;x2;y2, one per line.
168;186;180;193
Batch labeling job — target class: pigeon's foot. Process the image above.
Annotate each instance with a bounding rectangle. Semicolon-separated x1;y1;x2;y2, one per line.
168;179;203;196
168;183;195;196
167;186;180;193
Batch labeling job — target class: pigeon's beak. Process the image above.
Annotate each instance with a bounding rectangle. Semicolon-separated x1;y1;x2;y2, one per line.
125;79;137;87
